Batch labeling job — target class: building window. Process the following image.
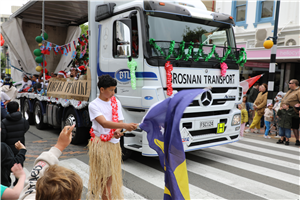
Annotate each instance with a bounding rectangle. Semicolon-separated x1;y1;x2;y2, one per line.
231;1;248;29
253;0;275;28
0;18;3;22
5;18;8;22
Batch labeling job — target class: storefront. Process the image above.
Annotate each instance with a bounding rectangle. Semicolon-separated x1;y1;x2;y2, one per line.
238;43;300;96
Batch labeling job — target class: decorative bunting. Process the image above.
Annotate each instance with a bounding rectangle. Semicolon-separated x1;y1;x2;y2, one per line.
71;51;76;59
78;38;85;46
63;48;68;56
68;43;71;51
82;34;88;43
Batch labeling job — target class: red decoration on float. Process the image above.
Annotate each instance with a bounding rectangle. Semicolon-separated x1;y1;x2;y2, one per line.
41;60;47;67
220;62;228;77
165;61;173;96
0;33;5;46
89;96;119;142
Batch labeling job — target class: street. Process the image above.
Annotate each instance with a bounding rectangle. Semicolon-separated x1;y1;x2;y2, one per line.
22;125;300;200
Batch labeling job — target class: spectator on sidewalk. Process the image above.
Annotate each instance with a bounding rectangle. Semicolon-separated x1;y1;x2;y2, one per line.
0;91;11;120
18;125;83;200
245;83;268;134
1;163;26;200
0;77;18;101
280;79;300;146
238;104;248;139
276;103;296;145
273;91;284;137
247;82;260;123
264;103;274;139
1;141;27;187
1;101;30;156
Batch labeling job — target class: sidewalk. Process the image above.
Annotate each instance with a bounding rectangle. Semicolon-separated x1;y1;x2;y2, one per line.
244;125;299;144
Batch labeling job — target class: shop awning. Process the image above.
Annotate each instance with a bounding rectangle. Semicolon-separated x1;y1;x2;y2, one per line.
10;0;88;27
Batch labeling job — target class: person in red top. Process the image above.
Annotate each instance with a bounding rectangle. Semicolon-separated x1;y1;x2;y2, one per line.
132;27;138;57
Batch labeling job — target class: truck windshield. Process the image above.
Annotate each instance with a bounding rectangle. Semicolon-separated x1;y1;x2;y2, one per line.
144;12;237;62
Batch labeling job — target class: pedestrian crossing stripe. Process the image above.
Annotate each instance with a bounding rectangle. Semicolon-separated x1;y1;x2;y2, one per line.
18;137;299;200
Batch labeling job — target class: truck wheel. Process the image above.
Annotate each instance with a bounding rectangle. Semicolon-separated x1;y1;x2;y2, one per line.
34;101;47;130
120;136;132;161
64;108;87;145
23;99;34;125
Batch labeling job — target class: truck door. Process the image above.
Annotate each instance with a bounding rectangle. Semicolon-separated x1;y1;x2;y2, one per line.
109;11;143;109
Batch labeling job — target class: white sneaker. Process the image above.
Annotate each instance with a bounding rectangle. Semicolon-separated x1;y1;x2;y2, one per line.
275;135;281;138
254;130;259;133
264;135;271;139
244;129;251;133
239;136;243;140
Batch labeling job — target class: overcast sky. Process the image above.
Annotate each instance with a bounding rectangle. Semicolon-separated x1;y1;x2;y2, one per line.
0;0;30;15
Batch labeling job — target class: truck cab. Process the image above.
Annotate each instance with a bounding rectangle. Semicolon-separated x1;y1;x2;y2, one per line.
92;0;243;158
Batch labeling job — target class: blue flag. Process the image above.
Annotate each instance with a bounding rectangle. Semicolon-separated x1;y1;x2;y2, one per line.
140;89;206;200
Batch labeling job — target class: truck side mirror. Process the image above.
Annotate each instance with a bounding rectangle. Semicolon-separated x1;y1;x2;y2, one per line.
115;19;132;58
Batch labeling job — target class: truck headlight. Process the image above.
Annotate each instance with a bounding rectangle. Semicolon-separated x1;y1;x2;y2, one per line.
232;114;241;126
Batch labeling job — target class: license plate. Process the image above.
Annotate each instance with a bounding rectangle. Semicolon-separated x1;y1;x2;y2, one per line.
200;120;214;128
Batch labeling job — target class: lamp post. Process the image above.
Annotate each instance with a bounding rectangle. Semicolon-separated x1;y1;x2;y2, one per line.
264;0;281;105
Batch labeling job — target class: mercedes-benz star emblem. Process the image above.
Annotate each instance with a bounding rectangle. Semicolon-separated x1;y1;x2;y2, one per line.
200;91;213;106
205;69;208;73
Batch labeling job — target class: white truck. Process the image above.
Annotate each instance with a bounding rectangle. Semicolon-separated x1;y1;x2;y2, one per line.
2;0;243;159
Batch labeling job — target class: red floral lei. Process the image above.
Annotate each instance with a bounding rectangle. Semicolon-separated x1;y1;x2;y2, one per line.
90;96;119;142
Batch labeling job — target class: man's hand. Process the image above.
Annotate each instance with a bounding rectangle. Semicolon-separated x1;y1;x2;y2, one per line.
295;103;300;107
124;123;138;132
54;125;75;152
15;141;26;150
114;130;123;139
11;163;26;179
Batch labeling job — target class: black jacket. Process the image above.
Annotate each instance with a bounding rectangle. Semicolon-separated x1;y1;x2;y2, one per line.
277;108;296;129
248;87;259;103
1;142;27;187
1;112;29;155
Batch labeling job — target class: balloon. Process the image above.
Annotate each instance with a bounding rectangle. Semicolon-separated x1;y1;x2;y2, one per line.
38;43;43;47
36;66;43;72
35;36;43;43
263;40;273;49
35;56;43;63
41;32;48;40
0;40;4;47
33;49;42;56
41;60;47;67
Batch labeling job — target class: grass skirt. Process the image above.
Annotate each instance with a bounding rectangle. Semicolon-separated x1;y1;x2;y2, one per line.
87;136;123;199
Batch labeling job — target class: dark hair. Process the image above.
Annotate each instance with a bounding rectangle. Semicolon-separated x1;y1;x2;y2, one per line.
253;82;260;86
262;83;268;91
33;75;39;79
3;77;13;88
7;101;19;113
97;75;117;90
290;79;299;86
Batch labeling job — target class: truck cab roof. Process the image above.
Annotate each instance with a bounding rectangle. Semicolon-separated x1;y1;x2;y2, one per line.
9;0;88;27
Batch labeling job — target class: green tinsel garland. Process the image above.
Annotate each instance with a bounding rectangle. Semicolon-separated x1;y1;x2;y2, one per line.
149;39;247;66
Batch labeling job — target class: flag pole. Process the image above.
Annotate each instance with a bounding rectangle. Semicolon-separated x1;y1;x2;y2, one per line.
267;0;280;105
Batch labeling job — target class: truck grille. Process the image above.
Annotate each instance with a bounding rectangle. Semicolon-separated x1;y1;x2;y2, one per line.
189;127;227;137
190;98;235;106
182;110;230;118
